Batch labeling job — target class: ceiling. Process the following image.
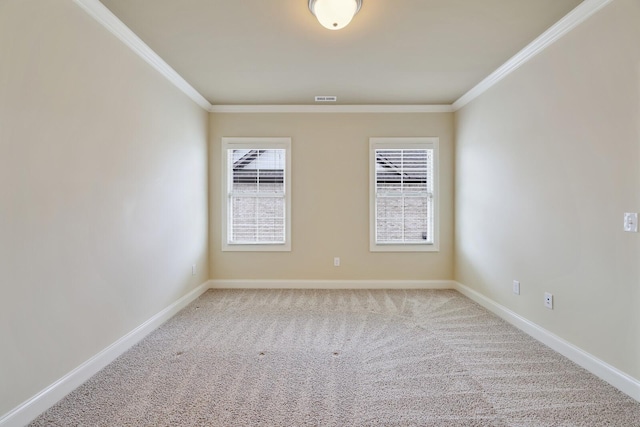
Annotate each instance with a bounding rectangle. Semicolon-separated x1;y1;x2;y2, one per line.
98;0;584;106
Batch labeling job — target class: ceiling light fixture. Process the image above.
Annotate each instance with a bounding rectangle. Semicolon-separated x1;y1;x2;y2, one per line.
308;0;362;30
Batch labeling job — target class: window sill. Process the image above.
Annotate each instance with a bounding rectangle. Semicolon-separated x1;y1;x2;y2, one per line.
369;243;439;253
222;242;291;252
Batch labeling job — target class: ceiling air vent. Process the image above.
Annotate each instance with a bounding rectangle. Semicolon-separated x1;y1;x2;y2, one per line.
315;96;337;102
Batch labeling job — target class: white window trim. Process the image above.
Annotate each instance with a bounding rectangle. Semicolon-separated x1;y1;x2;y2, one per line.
369;137;440;252
222;137;292;252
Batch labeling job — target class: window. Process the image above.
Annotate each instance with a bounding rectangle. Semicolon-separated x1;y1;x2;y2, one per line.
370;137;439;252
222;138;291;251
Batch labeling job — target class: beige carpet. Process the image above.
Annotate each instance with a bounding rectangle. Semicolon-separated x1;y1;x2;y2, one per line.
31;289;640;426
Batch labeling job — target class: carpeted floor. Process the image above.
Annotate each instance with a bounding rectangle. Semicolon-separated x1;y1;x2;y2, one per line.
31;289;640;426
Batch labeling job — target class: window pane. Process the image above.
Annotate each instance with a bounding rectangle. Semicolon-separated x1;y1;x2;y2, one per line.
375;149;403;192
228;148;287;244
230;196;285;243
403;150;430;193
375;147;433;245
376;195;431;244
231;149;284;194
403;196;429;242
376;196;404;242
257;197;285;242
223;138;291;252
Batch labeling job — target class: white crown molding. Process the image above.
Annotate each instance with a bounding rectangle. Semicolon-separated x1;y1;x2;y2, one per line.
73;0;612;115
209;279;455;289
453;281;640;403
209;104;454;114
452;0;613;111
0;281;211;427
73;0;213;111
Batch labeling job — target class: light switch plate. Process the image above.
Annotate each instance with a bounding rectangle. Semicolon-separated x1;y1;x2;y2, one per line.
624;213;638;232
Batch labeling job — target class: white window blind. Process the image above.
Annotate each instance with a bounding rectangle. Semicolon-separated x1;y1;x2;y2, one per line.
375;148;433;243
222;138;291;251
370;138;439;252
229;149;285;244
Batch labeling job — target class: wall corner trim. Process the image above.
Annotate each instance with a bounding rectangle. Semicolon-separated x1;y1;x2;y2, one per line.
451;0;613;111
453;281;640;403
72;0;213;111
0;281;212;427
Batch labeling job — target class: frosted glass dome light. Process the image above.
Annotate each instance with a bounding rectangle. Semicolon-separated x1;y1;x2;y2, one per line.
308;0;362;30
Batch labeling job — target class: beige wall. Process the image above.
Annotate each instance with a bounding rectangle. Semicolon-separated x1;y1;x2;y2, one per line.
0;0;209;416
209;113;454;281
4;0;637;419
455;0;640;380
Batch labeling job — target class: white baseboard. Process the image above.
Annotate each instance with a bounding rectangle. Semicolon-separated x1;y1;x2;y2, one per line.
209;279;455;290
5;279;637;427
453;281;640;403
0;281;211;427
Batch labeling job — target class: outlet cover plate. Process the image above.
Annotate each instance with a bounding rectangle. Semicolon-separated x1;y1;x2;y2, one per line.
512;280;520;295
544;292;553;309
624;213;638;232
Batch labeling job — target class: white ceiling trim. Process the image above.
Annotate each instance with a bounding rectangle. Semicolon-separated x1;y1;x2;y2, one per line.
73;0;213;111
209;105;454;114
75;0;610;114
452;0;613;111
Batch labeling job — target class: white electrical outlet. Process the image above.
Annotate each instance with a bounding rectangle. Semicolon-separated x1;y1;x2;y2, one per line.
624;213;638;232
512;280;520;295
334;257;340;267
192;264;196;276
544;292;553;309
